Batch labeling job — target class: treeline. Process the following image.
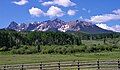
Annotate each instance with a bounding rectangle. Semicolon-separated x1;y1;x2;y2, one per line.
73;32;120;40
0;29;120;54
0;30;81;51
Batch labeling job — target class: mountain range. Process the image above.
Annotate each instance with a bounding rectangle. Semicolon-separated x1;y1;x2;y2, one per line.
6;18;113;34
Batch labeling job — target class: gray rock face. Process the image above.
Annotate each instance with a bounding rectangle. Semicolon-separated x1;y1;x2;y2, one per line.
7;19;112;33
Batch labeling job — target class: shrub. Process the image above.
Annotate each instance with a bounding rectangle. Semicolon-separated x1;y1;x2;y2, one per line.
10;44;118;54
1;46;8;51
11;45;37;54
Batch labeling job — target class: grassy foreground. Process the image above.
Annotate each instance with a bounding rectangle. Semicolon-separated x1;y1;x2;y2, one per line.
0;51;120;65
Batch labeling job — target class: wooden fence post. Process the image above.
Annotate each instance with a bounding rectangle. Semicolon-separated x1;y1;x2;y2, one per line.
58;61;60;70
118;59;120;69
21;64;24;70
40;62;42;70
78;60;80;70
97;59;100;69
3;65;6;70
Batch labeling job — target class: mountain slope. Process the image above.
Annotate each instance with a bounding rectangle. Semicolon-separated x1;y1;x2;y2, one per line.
6;19;113;34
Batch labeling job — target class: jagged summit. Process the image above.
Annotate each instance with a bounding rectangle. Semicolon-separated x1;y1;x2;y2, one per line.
6;19;113;34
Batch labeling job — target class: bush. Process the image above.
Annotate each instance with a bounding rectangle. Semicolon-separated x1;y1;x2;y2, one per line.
41;45;55;54
11;45;37;54
85;44;113;53
1;46;8;51
10;44;117;54
43;45;88;54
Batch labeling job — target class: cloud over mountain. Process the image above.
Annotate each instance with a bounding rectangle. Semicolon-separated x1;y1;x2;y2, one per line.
12;0;77;18
45;6;64;17
96;23;120;32
89;9;120;23
29;7;44;17
29;6;64;18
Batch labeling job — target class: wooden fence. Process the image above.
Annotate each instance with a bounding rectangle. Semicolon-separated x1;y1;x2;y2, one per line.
0;60;120;70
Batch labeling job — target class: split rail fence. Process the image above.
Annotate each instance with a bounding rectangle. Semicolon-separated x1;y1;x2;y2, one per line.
0;60;120;70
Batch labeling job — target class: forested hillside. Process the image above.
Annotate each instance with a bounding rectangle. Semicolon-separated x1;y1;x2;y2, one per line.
0;29;120;54
0;29;81;51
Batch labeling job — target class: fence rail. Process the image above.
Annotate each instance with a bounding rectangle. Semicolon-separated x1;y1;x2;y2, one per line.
0;60;120;70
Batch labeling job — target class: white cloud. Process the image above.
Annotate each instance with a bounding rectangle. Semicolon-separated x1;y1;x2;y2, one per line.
111;25;120;32
42;0;76;7
29;7;44;17
29;6;65;18
54;0;76;7
96;23;112;30
42;1;55;6
45;6;64;18
67;9;77;16
113;9;120;15
12;0;28;5
89;9;120;23
96;23;120;32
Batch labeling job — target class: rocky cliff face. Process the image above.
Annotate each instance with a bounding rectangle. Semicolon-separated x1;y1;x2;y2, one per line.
7;19;113;33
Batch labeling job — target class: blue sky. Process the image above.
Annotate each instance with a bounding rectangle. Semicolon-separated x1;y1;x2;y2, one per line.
0;0;120;31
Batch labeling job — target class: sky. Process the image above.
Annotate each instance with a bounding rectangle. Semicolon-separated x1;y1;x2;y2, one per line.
0;0;120;32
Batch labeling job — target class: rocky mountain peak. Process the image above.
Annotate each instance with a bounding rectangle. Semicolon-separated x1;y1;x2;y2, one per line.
7;21;18;30
6;19;113;33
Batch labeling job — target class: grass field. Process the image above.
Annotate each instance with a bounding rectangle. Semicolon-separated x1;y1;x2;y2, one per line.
0;39;120;66
0;51;120;65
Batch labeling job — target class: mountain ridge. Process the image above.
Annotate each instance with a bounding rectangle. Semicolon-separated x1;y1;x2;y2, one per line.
6;18;113;34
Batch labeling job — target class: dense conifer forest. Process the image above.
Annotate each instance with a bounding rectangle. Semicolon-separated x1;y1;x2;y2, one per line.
0;29;120;54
